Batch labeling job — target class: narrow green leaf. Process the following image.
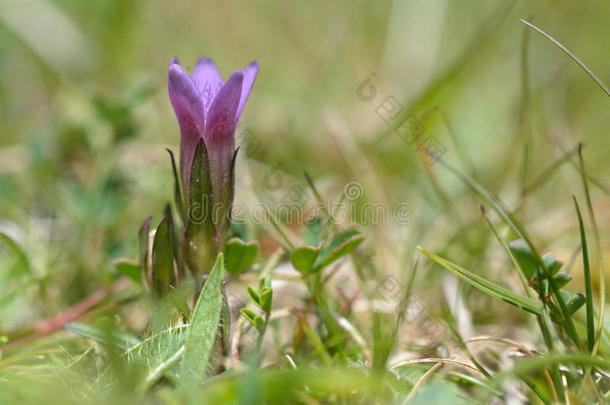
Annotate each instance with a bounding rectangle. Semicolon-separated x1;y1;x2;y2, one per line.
185;139;217;275
573;197;594;352
152;217;175;297
167;148;186;224
112;258;141;285
240;310;263;332
577;145;606;355
259;288;273;312
313;230;364;271
240;308;257;323
64;322;140;349
0;228;31;274
216;149;239;249
520;19;610;97
259;276;271;290
436;155;581;350
138;216;152;287
164;203;185;281
247;286;261;307
139;346;184;394
169;286;191;322
372;311;395;372
417;246;542;316
253;315;265;332
180;253;225;386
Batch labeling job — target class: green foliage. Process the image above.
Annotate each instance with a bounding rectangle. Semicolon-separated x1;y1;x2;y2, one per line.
312;229;364;271
225;237;258;274
185;139;217;276
151;217;175;297
64;321;141;350
290;245;319;273
113;258;141;285
179;254;225;387
418;246;543;316
0;1;609;404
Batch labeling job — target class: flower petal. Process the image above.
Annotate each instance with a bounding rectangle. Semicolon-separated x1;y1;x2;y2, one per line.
205;71;243;210
205;70;243;142
235;60;259;122
168;60;206;189
192;57;224;114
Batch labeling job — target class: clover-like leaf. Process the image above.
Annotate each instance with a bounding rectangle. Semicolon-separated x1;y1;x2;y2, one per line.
508;239;537;279
291;246;319;274
542;252;563;275
553;271;572;289
225;237;258;274
567;293;586;316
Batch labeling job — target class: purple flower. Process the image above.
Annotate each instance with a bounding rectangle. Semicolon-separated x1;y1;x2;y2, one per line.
168;57;259;212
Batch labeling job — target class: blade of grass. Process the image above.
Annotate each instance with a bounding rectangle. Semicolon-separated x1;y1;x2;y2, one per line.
262;204;295;251
139;345;185;393
447;372;504;400
465;335;557;403
480;206;531;298
303;171;336;226
520;19;610;97
300;317;332;367
495;353;610;387
417;246;542;316
521;145;579;197
577;145;606;355
428;152;573;399
551;139;610;196
0;230;31;274
432;152;583;351
572;197;594;353
401;363;443;404
442;303;491;379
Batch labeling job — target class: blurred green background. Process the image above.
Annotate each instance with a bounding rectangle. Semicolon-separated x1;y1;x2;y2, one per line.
0;0;608;331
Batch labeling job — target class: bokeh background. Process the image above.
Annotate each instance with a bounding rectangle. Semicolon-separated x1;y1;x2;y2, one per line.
0;0;608;338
